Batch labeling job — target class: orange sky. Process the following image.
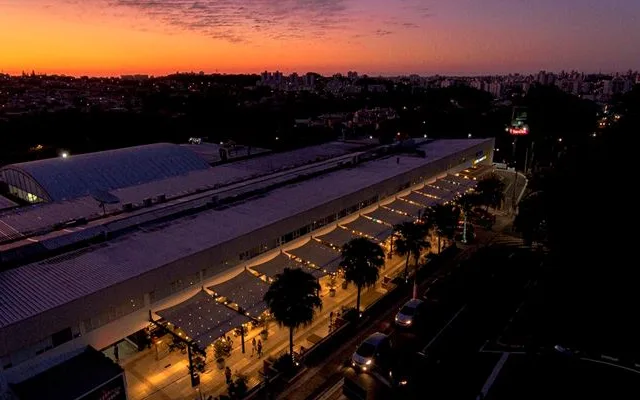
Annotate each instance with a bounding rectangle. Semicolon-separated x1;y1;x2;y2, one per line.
1;0;639;76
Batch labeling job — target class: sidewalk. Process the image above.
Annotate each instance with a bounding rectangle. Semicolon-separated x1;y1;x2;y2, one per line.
122;254;409;400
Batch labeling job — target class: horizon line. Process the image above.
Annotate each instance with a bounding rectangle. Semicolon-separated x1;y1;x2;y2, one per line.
1;68;636;79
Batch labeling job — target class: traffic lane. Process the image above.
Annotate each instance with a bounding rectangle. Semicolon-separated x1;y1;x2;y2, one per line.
282;239;504;399
416;252;538;399
485;353;640;400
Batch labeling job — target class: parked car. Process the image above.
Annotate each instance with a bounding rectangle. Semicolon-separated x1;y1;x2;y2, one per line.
351;332;392;372
395;299;424;328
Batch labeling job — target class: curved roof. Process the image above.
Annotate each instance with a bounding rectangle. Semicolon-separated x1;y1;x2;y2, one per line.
0;143;210;202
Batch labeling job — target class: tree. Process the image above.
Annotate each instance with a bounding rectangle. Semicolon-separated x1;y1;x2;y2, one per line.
456;192;480;243
394;221;430;298
264;268;322;360
513;191;547;246
340;238;385;313
428;203;460;253
476;174;506;210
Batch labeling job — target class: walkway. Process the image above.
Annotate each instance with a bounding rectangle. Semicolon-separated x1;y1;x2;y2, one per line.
122;254;411;400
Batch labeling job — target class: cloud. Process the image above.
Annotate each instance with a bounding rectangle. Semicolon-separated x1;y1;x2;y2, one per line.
110;0;353;42
374;29;394;36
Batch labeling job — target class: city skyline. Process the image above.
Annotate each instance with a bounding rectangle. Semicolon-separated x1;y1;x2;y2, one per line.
2;0;640;76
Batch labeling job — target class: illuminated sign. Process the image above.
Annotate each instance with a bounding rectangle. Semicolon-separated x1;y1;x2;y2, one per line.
473;155;487;164
508;127;529;136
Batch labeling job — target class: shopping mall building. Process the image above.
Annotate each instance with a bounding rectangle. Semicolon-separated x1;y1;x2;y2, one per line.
0;137;494;392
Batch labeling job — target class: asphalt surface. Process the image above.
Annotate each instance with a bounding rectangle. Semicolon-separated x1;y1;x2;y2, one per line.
484;353;640;399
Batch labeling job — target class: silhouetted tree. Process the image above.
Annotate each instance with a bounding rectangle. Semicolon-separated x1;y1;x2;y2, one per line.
264;268;322;360
340;238;385;312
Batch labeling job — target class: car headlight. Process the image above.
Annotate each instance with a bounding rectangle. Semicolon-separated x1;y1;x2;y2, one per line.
406;319;412;325
400;380;408;386
365;359;372;366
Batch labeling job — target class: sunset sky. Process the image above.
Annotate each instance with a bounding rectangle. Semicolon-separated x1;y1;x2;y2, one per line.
1;0;639;76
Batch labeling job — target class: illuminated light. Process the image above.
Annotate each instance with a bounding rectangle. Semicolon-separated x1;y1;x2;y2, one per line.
508;127;529;136
473;155;487;165
60;151;69;158
423;134;427;138
558;138;563;142
467;133;472;138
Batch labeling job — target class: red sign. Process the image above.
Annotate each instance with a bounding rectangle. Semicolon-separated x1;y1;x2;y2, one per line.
508;127;529;136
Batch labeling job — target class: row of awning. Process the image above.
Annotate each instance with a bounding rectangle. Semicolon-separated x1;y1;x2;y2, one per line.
156;172;480;349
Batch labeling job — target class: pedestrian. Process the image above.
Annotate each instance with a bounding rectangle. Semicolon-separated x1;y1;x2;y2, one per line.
251;337;257;357
225;366;232;384
257;339;263;358
226;335;233;347
113;344;119;362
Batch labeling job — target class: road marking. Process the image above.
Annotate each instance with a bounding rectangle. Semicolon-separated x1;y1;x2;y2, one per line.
581;358;640;374
479;352;509;398
602;355;619;362
419;305;466;355
479;349;525;355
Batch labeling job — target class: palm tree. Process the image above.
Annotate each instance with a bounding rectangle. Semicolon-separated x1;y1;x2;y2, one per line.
394;221;430;298
264;268;322;360
340;237;385;313
476;174;506;210
456;192;480;243
429;203;460;253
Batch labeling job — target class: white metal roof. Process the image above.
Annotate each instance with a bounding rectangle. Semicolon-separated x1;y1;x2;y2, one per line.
0;139;492;328
0;143;211;202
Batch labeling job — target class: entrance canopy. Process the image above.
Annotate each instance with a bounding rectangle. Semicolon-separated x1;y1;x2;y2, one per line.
383;199;424;217
249;253;303;279
343;217;394;241
441;174;477;189
316;227;361;248
207;270;270;317
433;179;462;194
156;290;251;347
364;207;411;226
417;185;451;200
286;240;342;274
401;191;438;207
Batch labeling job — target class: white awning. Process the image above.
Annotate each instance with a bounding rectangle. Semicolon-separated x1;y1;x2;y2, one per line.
383;199;424;217
156;291;252;347
207;270;270;316
401;191;437;207
316;227;362;248
343;217;395;241
364;207;412;226
417;185;451;199
286;240;342;273
249;253;302;278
